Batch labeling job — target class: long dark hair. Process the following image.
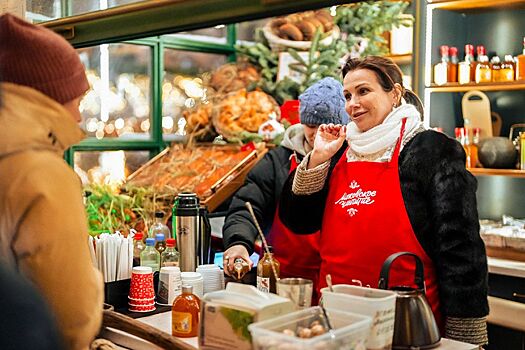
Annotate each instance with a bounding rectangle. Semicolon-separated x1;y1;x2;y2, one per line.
342;56;424;118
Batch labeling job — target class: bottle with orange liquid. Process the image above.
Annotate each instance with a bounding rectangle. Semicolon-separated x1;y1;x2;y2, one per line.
172;285;200;338
517;37;525;81
467;128;480;168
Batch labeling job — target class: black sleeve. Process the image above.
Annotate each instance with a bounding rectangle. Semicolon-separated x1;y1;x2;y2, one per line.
222;150;284;253
405;131;489;318
279;146;346;234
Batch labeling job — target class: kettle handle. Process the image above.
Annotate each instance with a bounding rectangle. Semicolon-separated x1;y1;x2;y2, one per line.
378;252;425;290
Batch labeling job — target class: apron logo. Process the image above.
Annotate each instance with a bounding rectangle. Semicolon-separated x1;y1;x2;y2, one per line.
334;180;377;217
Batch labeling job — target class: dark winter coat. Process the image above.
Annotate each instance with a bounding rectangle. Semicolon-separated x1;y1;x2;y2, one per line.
279;130;489;319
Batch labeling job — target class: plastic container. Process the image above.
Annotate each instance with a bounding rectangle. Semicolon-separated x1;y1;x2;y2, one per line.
321;284;397;350
248;306;371;350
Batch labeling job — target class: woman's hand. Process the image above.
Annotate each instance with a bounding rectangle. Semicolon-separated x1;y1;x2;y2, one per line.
308;123;347;169
222;244;252;276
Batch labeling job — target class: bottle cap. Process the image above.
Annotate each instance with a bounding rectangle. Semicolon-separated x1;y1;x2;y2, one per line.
166;238;176;247
145;238;156;246
504;54;514;62
155;233;165;241
490;56;501;63
449;46;458;56
267;245;274;253
476;45;485;56
465;44;474;54
440;45;449;56
454;127;461;138
134;232;144;240
182;285;193;294
155;211;165;218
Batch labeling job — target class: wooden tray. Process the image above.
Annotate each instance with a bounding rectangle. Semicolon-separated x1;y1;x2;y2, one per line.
125;144;267;212
486;246;525;263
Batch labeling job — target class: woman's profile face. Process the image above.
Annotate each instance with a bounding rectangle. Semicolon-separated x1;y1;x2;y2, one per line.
343;68;399;132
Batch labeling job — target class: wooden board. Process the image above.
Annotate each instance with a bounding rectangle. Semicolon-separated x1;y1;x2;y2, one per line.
486;246;525;263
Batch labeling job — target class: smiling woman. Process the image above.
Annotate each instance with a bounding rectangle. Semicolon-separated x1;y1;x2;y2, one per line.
280;56;490;347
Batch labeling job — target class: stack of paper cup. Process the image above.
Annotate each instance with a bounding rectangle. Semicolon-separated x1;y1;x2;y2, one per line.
181;272;204;298
197;264;225;294
157;266;182;306
128;266;155;312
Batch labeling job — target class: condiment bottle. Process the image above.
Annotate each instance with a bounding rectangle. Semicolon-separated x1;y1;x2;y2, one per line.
468;128;480;168
448;46;459;83
516;37;525;81
155;233;167;255
257;246;280;293
475;55;492;83
140;238;160;272
501;55;515;82
490;56;502;82
433;45;449;85
161;238;180;267
172;285;200;338
132;232;146;267
149;211;171;239
232;258;250;281
458;44;475;84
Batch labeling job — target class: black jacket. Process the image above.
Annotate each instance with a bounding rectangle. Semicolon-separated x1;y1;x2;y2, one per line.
222;145;300;253
279;130;489;319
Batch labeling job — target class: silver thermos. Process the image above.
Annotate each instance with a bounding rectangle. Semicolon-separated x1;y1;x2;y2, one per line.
172;192;211;272
173;193;200;272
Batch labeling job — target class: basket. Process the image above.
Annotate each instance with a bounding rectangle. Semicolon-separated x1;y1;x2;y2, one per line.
263;22;340;52
212;89;281;142
207;62;261;95
248;306;371;350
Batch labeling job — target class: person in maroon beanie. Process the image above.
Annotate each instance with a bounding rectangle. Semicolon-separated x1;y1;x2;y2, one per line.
0;13;103;350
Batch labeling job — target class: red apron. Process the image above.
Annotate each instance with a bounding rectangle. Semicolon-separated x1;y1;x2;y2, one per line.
320;119;442;328
268;153;322;301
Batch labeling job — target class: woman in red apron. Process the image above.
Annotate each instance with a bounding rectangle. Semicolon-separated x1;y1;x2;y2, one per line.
279;56;489;346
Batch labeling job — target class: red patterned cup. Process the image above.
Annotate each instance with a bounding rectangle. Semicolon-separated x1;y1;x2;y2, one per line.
128;302;156;313
129;266;155;300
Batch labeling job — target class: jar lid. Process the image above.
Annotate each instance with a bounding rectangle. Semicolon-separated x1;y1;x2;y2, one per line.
182;285;193;294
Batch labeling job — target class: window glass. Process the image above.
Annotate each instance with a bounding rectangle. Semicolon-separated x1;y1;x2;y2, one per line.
77;44;151;140
166;25;227;44
162;49;227;140
236;18;269;42
74;150;150;185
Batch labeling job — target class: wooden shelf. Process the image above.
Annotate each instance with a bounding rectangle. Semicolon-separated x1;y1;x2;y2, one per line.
428;0;525;11
426;81;525;92
385;54;412;65
468;168;525;178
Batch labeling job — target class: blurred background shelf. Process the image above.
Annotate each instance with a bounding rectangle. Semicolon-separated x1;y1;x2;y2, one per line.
468;168;525;178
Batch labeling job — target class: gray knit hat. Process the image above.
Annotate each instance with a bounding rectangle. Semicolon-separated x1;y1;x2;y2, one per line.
299;77;349;125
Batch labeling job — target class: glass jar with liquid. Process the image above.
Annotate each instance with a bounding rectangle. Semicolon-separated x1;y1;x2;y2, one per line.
256;246;280;293
172;285;200;338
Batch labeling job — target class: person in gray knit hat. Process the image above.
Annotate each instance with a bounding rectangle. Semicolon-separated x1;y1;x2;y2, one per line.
222;77;348;300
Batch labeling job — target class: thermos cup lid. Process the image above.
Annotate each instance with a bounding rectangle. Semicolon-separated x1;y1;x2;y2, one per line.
174;192;200;216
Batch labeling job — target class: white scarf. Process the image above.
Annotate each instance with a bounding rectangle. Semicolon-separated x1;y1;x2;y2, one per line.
345;104;424;162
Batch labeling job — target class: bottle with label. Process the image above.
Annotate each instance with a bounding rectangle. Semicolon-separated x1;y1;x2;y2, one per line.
490;56;502;82
448;46;459;83
475;55;492;83
132;232;146;267
458;44;475;84
257;246;280;293
517;37;525;81
140;238;160;272
501;55;515;82
433;45;449;85
161;238;180;267
155;233;167;255
172;285;200;338
232;258;250;281
149;211;171;239
459;127;472;168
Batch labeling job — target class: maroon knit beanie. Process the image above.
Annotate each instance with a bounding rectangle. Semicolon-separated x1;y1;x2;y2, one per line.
0;13;89;104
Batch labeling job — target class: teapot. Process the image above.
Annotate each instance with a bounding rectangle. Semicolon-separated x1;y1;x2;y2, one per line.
378;252;441;350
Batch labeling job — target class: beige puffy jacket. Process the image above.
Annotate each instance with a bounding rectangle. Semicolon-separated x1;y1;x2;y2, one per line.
0;83;103;350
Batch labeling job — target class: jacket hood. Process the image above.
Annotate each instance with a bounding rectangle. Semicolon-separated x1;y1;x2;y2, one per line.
280;123;312;156
0;83;84;158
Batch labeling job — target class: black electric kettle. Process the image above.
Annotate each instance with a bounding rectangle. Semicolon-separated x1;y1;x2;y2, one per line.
378;252;441;350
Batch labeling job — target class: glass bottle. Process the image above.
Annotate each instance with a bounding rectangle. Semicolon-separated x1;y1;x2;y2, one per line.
475;55;492;83
468;128;480;168
517;37;525;81
172;285;200;338
133;232;146;267
433;45;449;85
458;44;475;84
257;246;280;293
448;46;459;83
232;258;250;281
140;238;160;272
149;211;171;239
501;55;515;82
155;233;167;255
490;56;502;82
460;127;472;168
161;238;180;267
